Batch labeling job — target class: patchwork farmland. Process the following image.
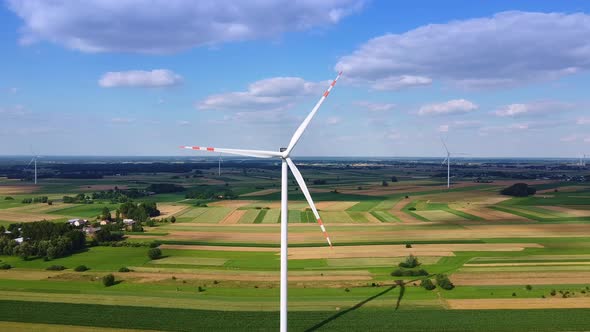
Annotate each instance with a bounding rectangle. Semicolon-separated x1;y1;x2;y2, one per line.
1;157;590;330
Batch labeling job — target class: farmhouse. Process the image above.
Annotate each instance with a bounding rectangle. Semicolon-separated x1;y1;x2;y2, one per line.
99;220;110;225
82;226;101;235
67;218;88;227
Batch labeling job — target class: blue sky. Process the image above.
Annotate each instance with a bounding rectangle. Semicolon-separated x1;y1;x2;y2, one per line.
1;0;590;158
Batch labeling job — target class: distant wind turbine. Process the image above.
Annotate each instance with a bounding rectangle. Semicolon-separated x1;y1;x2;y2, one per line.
441;138;469;189
181;72;342;332
25;148;41;185
218;154;222;176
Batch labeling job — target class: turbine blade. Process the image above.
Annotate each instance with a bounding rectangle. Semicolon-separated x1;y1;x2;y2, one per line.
441;157;448;165
440;137;449;153
180;146;281;158
286;158;332;247
25;157;35;168
285;72;342;155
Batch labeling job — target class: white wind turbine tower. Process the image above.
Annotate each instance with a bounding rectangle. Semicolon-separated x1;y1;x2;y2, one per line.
441;138;469;189
181;72;341;332
218;154;223;176
25;148;41;185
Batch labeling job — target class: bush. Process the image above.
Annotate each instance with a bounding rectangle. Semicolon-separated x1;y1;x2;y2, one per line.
74;265;88;272
500;183;536;197
399;254;420;268
405;244;412;248
46;265;66;271
102;274;115;287
4;196;14;200
408;207;416;211
149;241;161;248
550;289;556;296
526;285;533;291
197;286;205;292
118;267;131;272
435;274;455;290
0;264;12;270
391;269;428;277
148;248;162;260
420;279;436;290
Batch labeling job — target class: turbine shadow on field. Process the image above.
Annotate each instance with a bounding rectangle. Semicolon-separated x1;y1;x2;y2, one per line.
304;285;396;332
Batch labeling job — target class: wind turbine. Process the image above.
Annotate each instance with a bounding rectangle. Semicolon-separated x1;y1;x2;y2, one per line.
25;149;40;185
441;138;469;189
181;72;341;332
218;154;223;176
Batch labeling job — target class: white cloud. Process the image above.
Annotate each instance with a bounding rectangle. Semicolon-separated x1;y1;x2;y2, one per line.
354;101;395;112
8;0;364;53
418;99;478;116
0;105;28;118
99;70;182;88
177;120;190;126
198;77;325;111
370;75;432;90
438;125;449;133
494;101;573;117
577;117;590;125
6;87;18;94
335;11;590;89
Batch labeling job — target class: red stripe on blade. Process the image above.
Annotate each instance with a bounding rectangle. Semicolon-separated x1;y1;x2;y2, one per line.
323;91;330;97
317;218;324;226
192;146;200;150
207;147;214;151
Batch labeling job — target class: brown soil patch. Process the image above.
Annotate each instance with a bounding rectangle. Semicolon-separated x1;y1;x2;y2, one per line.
364;213;381;223
123;271;371;283
160;244;277;252
542;206;590;217
158;204;191;217
288;243;540;260
208;200;256;208
220;210;247;224
241;189;280;197
451;271;590;286
447;298;590;309
314;201;357;211
464;262;590;267
0;211;65;222
389;199;422;223
0;185;40;194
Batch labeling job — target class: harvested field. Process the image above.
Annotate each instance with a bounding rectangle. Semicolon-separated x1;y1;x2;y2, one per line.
208;200;256;208
314;201;358;211
237;209;261;224
288;243;541;260
0;185;40;194
124;270;372;282
158;204;190;217
542;206;590;217
0;210;66;222
159;244;277;252
219;209;246;224
390;199;423;223
451;271;590;285
447;298;590;310
319;211;354;223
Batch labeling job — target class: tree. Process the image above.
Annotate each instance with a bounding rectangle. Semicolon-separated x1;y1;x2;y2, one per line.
500;183;536;197
148;248;162;260
74;265;89;272
435;274;455;290
381;180;389;187
399;254;420;268
170;216;176;223
101;207;111;221
420;279;436;290
102;274;115;287
391;176;398;182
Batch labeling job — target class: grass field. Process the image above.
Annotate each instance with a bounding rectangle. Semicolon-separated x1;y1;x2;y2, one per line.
2;165;590;331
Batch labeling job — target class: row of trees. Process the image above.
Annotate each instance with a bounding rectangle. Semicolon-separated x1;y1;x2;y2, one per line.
0;221;86;260
185;188;237;200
